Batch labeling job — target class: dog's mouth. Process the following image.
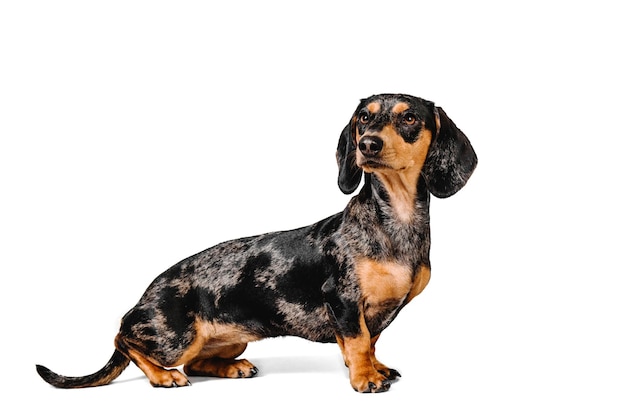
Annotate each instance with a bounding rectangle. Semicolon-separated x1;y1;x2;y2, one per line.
358;158;392;171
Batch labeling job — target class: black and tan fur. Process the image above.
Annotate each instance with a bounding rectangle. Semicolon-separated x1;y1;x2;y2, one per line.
36;94;477;393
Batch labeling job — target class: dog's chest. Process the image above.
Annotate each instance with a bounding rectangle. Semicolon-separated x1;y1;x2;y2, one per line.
355;258;428;331
355;259;413;305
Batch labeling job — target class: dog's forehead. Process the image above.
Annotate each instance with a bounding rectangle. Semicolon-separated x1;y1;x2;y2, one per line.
361;94;428;114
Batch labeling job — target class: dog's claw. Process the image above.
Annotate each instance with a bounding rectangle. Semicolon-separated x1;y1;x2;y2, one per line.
362;379;390;393
237;366;258;378
386;368;401;379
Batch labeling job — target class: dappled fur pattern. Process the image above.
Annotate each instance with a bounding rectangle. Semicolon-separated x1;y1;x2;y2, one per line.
37;94;477;392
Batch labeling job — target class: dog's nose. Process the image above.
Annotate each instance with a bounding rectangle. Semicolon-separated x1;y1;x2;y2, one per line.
358;136;383;157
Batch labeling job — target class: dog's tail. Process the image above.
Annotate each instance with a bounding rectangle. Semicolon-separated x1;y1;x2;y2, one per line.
36;350;130;389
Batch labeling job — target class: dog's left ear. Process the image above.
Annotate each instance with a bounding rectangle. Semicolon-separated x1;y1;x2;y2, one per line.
422;106;478;198
336;119;363;194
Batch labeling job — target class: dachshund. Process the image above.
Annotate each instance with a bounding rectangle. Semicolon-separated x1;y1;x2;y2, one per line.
36;93;477;393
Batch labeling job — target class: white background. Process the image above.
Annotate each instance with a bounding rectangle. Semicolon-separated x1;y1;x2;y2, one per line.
1;1;624;415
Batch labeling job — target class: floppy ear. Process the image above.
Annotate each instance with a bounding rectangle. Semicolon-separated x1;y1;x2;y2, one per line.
336;120;363;194
422;106;478;198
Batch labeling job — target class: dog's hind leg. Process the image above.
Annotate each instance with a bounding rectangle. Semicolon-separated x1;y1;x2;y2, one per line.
183;343;258;378
114;315;213;387
114;334;191;387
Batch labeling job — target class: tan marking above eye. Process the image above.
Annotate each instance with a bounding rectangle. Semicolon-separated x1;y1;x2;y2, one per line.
391;102;410;114
366;102;381;114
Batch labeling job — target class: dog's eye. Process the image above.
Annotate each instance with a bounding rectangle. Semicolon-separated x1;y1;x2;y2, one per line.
359;112;370;124
403;113;417;125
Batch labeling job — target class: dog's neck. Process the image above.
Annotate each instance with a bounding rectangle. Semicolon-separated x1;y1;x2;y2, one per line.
368;168;426;223
356;172;431;267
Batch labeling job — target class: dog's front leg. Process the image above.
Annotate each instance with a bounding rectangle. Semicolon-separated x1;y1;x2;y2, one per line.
369;334;401;381
323;277;390;393
334;313;391;393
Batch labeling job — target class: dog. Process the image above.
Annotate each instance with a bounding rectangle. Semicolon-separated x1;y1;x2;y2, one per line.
36;93;477;393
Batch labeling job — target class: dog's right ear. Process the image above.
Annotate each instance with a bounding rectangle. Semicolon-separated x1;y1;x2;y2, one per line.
336;119;363;194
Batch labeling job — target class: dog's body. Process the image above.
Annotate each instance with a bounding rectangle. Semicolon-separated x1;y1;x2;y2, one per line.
37;94;477;393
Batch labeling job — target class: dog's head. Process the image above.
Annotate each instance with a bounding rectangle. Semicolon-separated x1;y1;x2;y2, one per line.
337;94;477;198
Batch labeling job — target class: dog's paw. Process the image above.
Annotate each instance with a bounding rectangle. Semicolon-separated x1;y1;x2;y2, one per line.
371;358;401;381
350;369;391;393
229;359;259;378
184;358;258;379
376;365;401;380
150;368;191;388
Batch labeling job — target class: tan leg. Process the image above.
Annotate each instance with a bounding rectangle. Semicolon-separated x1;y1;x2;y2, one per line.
183;343;258;378
336;315;390;393
117;340;190;387
369;334;401;380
